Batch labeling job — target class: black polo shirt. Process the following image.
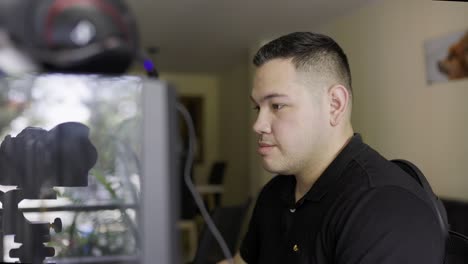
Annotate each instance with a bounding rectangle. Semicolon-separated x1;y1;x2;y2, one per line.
240;134;445;264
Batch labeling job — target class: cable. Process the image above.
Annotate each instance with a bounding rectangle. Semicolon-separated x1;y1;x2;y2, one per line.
177;103;233;264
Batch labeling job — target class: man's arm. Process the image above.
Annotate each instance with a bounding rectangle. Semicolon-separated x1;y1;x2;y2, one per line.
217;252;247;264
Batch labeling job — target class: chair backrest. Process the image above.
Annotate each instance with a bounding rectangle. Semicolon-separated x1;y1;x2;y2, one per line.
391;159;468;264
192;198;251;264
208;161;227;185
391;159;449;235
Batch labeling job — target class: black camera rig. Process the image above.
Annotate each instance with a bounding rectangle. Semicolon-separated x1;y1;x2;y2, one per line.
0;122;97;264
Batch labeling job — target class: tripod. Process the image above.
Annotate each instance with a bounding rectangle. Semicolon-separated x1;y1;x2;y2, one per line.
0;189;62;264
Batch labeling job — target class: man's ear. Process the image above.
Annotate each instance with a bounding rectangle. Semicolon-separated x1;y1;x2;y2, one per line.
328;84;350;127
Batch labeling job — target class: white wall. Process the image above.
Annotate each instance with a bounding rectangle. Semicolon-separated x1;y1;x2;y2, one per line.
319;0;468;200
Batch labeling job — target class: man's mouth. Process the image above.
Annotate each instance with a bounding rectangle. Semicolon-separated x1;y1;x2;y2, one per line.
257;142;275;155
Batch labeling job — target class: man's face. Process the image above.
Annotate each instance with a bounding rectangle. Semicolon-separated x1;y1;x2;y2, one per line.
251;59;331;175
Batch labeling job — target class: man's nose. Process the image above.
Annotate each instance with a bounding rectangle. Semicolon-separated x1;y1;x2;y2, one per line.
253;112;271;135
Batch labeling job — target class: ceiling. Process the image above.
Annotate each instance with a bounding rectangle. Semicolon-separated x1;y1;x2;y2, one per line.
126;0;379;73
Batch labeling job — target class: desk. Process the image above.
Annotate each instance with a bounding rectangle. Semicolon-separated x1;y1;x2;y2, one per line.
196;184;224;194
178;185;224;262
178;220;198;262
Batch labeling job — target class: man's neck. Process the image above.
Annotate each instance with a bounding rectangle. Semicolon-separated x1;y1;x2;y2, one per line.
294;129;354;202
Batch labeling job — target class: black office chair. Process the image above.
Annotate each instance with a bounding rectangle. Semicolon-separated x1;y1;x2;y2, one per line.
391;159;468;264
192;198;251;264
207;161;227;208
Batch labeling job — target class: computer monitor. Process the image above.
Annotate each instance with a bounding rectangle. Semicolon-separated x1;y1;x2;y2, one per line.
0;74;180;263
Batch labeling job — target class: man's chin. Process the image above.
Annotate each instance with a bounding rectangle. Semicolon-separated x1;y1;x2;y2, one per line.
261;160;288;175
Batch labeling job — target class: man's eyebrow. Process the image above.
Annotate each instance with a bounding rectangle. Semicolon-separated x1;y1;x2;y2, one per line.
250;93;289;103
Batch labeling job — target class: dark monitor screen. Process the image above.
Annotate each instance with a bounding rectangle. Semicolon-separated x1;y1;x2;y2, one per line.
0;74;179;263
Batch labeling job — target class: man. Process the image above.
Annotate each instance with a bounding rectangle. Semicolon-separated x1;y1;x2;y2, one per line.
220;32;445;264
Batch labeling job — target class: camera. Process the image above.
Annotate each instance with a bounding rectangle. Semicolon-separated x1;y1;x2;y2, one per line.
0;122;97;198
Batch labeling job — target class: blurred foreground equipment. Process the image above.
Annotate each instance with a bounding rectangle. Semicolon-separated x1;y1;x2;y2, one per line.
0;0;139;74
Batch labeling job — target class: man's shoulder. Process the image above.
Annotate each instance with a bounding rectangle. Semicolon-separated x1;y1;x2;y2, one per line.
349;145;424;190
337;145;433;210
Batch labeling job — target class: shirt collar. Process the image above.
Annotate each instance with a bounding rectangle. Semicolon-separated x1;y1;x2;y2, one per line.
280;133;368;205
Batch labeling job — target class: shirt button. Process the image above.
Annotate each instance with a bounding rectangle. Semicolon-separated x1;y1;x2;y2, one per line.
289;208;296;213
293;244;299;252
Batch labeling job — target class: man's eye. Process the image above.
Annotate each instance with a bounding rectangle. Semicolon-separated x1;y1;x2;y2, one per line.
272;104;285;110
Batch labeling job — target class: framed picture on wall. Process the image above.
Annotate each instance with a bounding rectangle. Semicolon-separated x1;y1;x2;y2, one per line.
424;29;468;84
179;95;204;163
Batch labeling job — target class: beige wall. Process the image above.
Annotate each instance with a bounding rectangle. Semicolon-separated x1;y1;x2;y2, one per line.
141;0;468;203
218;62;252;205
318;0;468;200
160;72;220;184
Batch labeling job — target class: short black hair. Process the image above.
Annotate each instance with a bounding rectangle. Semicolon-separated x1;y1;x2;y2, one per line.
253;32;352;94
